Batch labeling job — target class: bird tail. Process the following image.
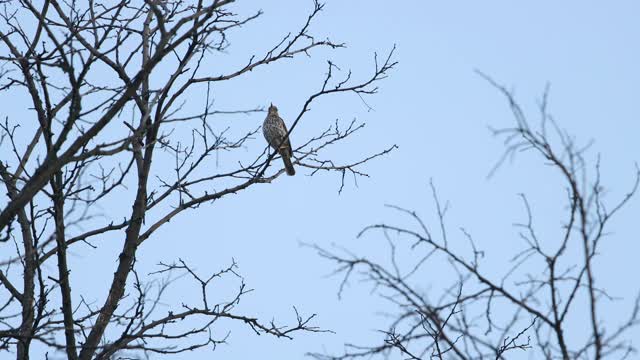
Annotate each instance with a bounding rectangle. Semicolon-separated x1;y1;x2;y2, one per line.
281;153;295;176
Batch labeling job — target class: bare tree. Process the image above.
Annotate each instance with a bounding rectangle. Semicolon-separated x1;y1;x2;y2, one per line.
0;1;396;358
310;76;640;360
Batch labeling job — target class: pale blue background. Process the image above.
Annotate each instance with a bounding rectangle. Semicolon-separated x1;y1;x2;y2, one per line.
60;1;640;358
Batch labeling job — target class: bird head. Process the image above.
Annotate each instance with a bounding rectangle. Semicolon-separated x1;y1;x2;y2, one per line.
268;103;278;114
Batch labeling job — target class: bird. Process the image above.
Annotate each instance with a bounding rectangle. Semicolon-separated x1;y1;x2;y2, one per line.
263;103;295;176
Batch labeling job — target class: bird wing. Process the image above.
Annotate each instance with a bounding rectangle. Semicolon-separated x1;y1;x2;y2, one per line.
278;116;293;156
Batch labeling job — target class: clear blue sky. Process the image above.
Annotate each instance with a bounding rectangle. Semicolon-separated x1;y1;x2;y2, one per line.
67;1;640;358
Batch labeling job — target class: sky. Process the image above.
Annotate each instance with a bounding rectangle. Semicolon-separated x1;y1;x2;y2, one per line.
130;1;638;358
5;0;640;359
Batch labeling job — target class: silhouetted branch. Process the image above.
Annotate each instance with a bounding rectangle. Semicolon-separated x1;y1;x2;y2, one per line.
0;0;395;358
310;78;639;360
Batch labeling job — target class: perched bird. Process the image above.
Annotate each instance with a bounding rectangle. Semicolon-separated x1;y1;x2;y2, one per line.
263;103;295;176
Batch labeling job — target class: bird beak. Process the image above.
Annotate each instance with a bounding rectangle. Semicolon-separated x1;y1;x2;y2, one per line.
270;102;273;107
